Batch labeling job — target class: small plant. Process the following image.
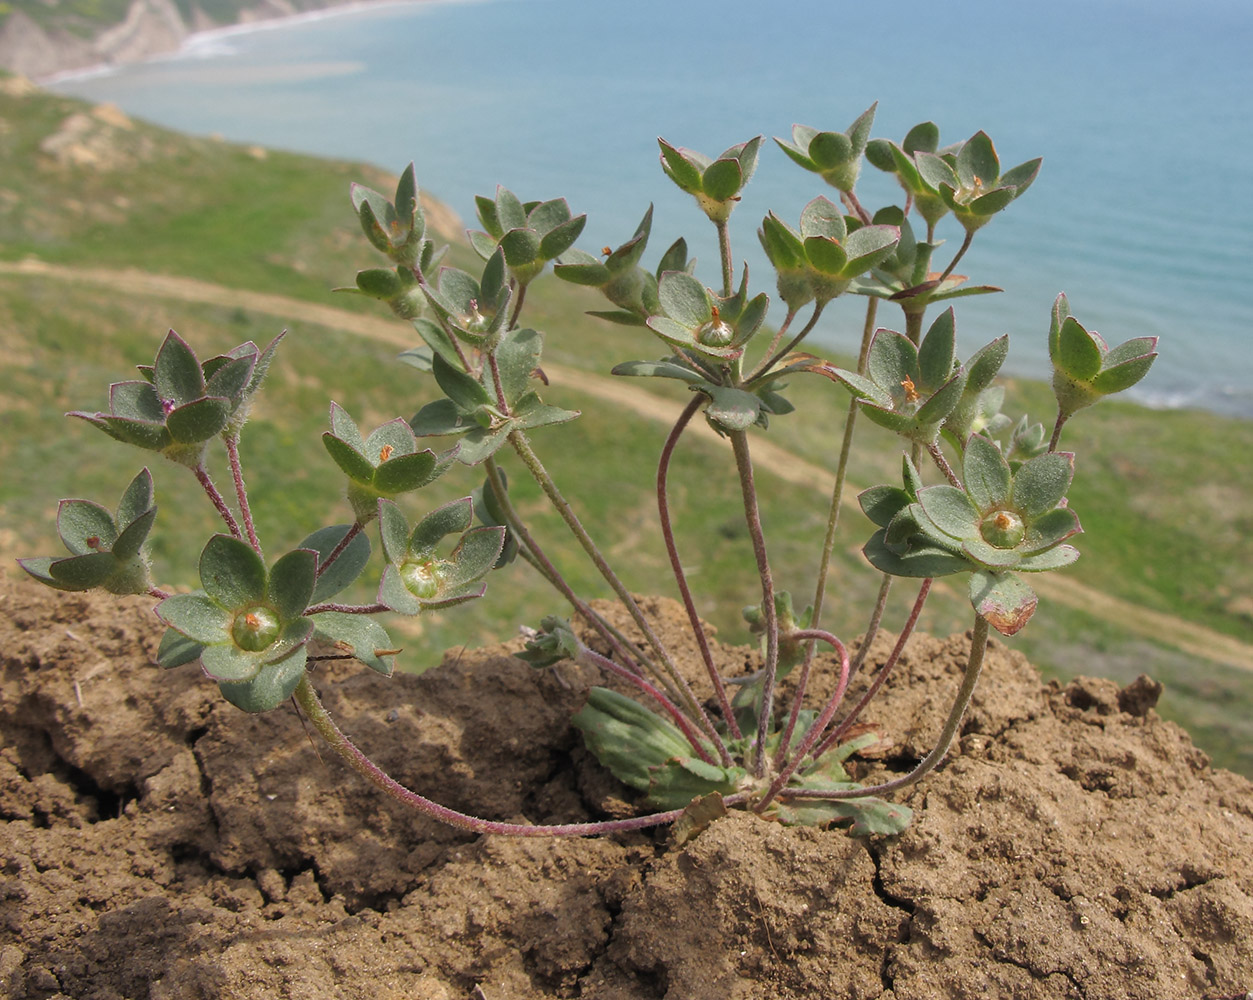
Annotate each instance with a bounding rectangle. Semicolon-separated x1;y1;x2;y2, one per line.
22;108;1155;839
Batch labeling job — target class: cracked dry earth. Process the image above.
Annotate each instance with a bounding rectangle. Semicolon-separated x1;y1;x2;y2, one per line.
2;582;1252;1000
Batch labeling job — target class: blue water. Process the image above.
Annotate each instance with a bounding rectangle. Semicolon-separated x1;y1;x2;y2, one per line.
51;0;1253;417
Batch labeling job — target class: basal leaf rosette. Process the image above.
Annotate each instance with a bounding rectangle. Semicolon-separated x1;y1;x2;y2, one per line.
658;136;762;223
646;270;768;363
774;103;877;194
70;330;259;468
808;308;968;444
469;186;586;287
758;196;900;309
861;438;1082;635
322;403;457;521
351;162;425;267
377;497;505;614
156;535;318;712
1048;293;1158;421
19;468;157;595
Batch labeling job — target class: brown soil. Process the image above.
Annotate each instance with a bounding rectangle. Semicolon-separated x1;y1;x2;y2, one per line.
2;581;1251;1000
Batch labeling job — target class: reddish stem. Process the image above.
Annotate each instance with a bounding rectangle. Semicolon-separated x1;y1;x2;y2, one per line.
194;464;242;539
294;676;747;836
810;578;932;761
657;395;740;742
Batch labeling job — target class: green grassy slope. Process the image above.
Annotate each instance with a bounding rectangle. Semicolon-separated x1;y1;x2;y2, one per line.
3;81;1251;772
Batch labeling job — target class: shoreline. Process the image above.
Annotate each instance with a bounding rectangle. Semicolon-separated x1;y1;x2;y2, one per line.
36;0;466;85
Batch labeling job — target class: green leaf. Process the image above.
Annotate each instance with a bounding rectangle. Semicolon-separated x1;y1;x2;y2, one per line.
410;497;474;552
432;353;491;413
658;139;703;193
494;187;527;233
539;214;586;260
57;499;117;553
217;648;309;713
203;353;255;406
495;327;543;406
863;529;971;578
838;225;900;277
267;548;317;621
957;131;1000;189
112;506;157;561
702;385;763;432
969;571;1037;636
701;157;743;201
302;524;371;603
867;330;918;395
323;433;375;483
1021;507;1082;553
1011;451;1074;517
152;330;205;406
108;380;166;422
611;359;704;382
156;592;232;644
499;227;542;268
917;308;957;390
165;397;231;444
442;526;506;588
1091;355;1157;395
859;485;913;529
310;612;395;676
802;235;847;275
46;552;116;590
409;399;474;438
658;270;711;328
1016;545;1081;572
917;486;981;539
199;534;267;610
965;336;1009;394
903;122;940;154
328;402;364;450
962;435;1011;510
573;687;695;792
378;564;421;615
1054;317;1103;380
156;628;203;669
374;450;444;494
116;469;155;529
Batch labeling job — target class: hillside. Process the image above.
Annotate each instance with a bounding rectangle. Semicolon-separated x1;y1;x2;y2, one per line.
2;78;1252;774
0;0;376;79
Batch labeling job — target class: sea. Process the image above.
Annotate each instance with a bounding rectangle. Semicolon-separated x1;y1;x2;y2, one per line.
49;0;1253;418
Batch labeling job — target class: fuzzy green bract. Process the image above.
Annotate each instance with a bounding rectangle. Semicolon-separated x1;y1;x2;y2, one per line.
156;535;322;712
861;437;1082;635
19;469;157;596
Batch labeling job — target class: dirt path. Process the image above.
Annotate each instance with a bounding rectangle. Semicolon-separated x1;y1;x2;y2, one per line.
6;257;1252;672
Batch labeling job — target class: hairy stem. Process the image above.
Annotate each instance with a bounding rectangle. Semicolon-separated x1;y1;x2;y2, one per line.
658;396;740;741
746;300;827;385
808;296;877;645
507;282;528;330
848;573;893;679
780;614;990;802
756;627;851;811
926;441;963;489
316;521;363;580
194;464;242;540
936;229;975;284
223;433;261;554
294;676;746;836
485;457;657;684
729;429;779;777
1049;410;1069;452
811;578;931;760
749;307;797;381
507;429;725;753
304;602;390;616
715;219;734;297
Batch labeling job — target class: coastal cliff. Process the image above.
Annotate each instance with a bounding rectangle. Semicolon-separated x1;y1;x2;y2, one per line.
0;0;366;80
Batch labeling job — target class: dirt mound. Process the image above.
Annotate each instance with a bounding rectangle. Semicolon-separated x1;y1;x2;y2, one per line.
1;582;1250;999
